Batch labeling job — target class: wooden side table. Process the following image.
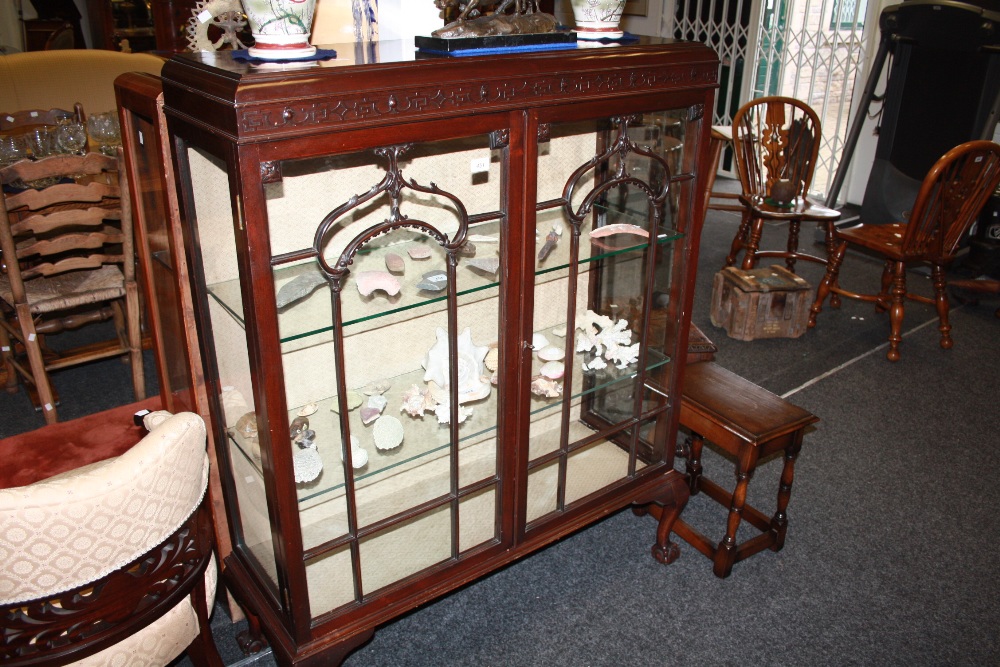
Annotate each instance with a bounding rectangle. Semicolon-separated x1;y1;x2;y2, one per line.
674;362;818;577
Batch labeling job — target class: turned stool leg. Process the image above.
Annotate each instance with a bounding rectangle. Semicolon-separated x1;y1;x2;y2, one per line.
770;435;803;551
686;432;705;496
713;444;760;578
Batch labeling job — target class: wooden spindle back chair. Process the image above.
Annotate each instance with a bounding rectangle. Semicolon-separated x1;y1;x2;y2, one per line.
809;140;1000;361
727;96;841;271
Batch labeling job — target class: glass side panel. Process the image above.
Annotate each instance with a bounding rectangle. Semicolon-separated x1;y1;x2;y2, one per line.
459;484;498;553
306;544;354;618
184;145;279;595
126;110;195;412
525;111;687;525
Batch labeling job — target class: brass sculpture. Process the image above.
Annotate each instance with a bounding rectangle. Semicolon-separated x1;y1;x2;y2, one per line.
433;0;560;38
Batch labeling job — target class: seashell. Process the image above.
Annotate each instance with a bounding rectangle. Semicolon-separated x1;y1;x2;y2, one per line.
234;412;258;438
341;434;369;469
588;223;649;239
349;445;368;468
332;389;364;413
289;416;310;441
468;234;499;243
583;356;607;371
400;383;437;418
407;244;432;260
276;270;326;309
423;327;491;403
484;346;499;372
530;375;563;398
457;241;476;257
416;270;448;292
539;360;565;379
434;401;472;424
537;346;564;361
373;415;404;450
466;257;500;276
298;402;318;417
532;333;549;349
356;270;401;297
367;394;388;412
384;252;405;274
293;447;323;483
362;380;391;396
537;230;559;262
360;407;381;425
552;223;564;236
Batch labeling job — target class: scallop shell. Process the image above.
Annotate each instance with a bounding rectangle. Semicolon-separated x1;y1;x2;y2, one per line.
384;252;405;273
484;346;499;372
373;415;404;450
356;270;401;297
532;333;549;349
537;346;564;361
539;360;565;379
297;402;318;417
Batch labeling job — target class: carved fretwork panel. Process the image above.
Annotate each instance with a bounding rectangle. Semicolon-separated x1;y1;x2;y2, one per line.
0;507;212;663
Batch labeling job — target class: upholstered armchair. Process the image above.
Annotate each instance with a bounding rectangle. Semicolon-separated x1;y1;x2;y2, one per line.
0;411;223;666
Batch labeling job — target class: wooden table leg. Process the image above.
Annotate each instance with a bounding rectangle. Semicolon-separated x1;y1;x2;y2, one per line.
713;444;760;578
770;434;803;551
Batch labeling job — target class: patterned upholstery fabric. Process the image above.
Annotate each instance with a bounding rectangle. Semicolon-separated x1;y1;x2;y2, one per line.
0;412;209;605
74;554;218;667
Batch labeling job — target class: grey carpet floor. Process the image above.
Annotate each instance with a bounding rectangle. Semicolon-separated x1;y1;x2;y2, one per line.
4;178;998;666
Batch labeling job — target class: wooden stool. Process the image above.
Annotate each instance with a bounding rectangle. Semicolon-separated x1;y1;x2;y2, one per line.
674;362;818;578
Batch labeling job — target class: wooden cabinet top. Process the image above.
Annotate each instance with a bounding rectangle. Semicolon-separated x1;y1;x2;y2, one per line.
160;38;719;141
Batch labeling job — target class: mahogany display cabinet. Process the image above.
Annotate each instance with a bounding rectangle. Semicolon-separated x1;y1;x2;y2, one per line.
156;38;719;665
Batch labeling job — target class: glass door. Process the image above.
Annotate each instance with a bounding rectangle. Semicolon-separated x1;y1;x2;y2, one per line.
523;106;697;530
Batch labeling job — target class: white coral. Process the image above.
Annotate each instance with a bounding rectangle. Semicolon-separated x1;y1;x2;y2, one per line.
575;309;640;369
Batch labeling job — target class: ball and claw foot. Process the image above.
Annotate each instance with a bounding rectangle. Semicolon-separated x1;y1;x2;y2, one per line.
651;541;681;565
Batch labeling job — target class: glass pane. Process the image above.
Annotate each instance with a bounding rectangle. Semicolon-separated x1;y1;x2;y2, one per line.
185;145;279;594
359;504;452;595
459;485;497;553
306;544;354;617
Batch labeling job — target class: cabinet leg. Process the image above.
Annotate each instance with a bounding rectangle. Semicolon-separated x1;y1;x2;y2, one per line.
636;472;690;565
236;608;268;655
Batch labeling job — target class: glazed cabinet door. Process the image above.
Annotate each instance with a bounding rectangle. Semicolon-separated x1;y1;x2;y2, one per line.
521;100;703;532
175;115;514;627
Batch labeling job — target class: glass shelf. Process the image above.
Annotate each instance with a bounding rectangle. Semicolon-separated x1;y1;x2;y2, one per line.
207;209;681;345
227;323;671;505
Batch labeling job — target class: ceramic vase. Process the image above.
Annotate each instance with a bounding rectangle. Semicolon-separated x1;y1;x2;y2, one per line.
242;0;318;59
570;0;627;40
